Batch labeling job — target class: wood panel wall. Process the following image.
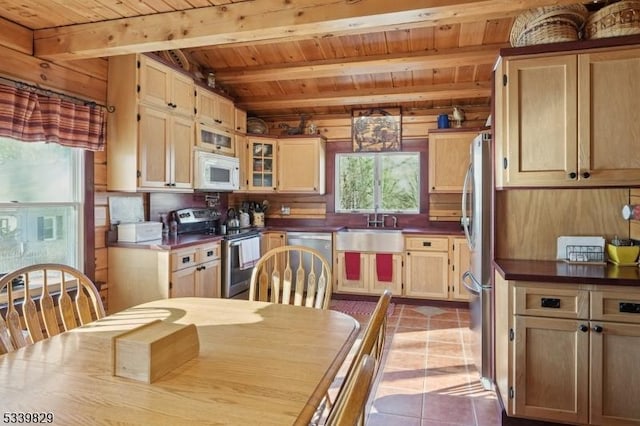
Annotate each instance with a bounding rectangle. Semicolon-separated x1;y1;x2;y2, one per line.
631;188;640;240
495;188;630;261
261;106;490;140
0;29;110;307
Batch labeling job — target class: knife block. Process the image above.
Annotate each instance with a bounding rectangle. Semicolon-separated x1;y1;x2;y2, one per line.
113;320;200;383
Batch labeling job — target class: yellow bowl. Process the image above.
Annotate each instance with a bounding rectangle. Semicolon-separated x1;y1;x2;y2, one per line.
607;244;640;264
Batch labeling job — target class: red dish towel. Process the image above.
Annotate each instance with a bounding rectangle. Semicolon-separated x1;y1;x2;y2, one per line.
376;253;393;282
345;252;361;281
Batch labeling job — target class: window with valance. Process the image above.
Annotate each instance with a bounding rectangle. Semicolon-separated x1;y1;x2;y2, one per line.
0;83;105;151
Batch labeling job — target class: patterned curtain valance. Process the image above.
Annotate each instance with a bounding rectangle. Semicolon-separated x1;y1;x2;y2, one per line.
0;83;106;151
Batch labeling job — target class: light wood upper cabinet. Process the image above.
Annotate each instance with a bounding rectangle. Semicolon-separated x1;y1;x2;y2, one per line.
137;105;193;190
107;54;194;192
235;107;247;134
195;86;234;131
247;136;277;192
578;48;640;185
139;55;194;117
501;54;578;187
428;130;476;193
278;137;326;194
235;134;249;191
498;47;640;187
245;135;326;193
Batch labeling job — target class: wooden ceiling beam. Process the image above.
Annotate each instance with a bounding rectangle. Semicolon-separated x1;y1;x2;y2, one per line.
236;81;491;111
33;0;578;60
0;17;33;55
215;43;508;84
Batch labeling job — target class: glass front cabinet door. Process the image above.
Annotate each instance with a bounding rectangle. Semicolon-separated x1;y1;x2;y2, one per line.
248;137;277;192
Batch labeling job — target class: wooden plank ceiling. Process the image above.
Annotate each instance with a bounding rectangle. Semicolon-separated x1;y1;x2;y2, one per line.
0;0;592;119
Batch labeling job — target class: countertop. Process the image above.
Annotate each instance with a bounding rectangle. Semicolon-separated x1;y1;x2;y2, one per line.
109;233;224;250
494;258;640;286
264;226;464;235
109;226;465;250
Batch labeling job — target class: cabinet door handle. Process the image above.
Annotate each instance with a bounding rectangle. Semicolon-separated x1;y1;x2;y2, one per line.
582;171;591;179
619;302;640;313
592;325;603;333
579;324;589;332
541;297;561;309
568;172;577;179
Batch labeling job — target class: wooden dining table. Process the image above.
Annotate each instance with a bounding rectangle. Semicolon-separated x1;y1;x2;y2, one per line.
0;297;360;425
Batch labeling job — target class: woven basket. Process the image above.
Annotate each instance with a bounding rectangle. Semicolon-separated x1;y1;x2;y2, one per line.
515;17;581;47
510;4;589;47
584;1;640;39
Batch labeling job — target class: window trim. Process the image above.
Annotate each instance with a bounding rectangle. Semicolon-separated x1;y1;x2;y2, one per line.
334;151;420;214
0;138;86;274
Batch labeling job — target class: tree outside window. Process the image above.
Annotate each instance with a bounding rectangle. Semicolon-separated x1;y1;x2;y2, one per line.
336;152;419;213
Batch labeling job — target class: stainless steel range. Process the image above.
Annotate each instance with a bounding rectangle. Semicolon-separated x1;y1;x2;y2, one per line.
173;207;260;299
221;230;261;298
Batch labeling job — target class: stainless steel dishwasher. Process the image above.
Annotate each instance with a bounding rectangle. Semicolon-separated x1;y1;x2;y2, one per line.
286;232;333;275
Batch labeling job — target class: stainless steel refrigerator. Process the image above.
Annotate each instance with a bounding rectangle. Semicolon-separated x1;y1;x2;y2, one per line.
461;132;494;390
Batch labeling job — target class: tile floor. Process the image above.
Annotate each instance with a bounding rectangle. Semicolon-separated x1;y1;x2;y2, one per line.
331;301;502;426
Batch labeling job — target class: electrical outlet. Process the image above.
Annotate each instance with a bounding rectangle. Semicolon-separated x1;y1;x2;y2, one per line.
281;206;290;215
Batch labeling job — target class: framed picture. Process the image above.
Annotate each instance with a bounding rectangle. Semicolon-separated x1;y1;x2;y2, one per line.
352;107;401;152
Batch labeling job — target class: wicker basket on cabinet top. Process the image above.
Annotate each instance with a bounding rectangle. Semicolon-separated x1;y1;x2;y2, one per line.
584;1;640;39
510;3;589;47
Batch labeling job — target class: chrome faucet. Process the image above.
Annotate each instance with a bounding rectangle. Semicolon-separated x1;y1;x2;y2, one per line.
365;213;398;228
365;213;384;228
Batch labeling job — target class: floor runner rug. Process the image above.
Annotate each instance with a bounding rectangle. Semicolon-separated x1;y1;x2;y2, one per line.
330;299;395;316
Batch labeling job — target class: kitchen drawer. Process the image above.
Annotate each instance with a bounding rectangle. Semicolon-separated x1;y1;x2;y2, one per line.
196;242;220;263
404;236;448;252
171;248;197;272
591;290;640;324
514;284;589;319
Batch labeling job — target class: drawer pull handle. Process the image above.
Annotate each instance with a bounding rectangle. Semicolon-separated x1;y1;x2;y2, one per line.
207;250;214;257
182;256;190;264
619;302;640;314
422;242;432;247
541;298;560;309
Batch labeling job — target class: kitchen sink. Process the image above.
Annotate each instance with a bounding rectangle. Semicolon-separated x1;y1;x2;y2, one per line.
335;228;404;253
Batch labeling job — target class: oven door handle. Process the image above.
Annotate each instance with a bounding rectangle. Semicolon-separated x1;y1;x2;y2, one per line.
228;237;259;247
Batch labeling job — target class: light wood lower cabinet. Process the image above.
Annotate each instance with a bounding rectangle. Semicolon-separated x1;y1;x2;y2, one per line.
108;241;221;313
404;235;468;300
170;242;221;298
449;237;471;301
334;251;402;296
495;277;640;426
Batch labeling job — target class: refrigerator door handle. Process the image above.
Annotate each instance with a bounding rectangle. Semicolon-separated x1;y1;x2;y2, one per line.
462;271;481;295
461;163;473;249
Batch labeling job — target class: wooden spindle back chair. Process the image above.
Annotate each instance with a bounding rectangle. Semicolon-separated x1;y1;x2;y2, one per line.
324;289;392;425
0;263;105;354
325;355;376;426
249;245;332;309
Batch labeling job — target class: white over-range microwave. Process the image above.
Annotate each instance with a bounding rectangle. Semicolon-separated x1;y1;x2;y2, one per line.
194;151;240;191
